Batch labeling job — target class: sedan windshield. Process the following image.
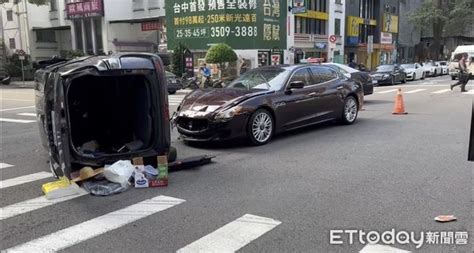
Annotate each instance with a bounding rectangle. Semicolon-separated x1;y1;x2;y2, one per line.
227;68;290;91
401;64;414;69
376;65;394;72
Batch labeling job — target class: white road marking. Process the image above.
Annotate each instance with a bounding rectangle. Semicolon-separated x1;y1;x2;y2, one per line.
0;172;53;189
0;106;35;112
5;195;185;252
0;118;36;124
463;90;474;95
17;113;36;117
377;89;398;94
0;192;89;221
360;244;411;253
177;214;282;253
405;89;426;94
431;89;451;94
0;98;34;102
0;163;14;169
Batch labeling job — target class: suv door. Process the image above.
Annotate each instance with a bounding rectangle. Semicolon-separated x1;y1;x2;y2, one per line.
276;67;319;129
310;66;343;120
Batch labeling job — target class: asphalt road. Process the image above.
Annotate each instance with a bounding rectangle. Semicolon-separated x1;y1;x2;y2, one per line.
0;75;472;252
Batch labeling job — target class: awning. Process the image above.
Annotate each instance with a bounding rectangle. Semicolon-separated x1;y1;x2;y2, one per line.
32;26;70;31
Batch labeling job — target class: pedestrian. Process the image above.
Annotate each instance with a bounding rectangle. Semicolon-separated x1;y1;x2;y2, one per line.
240;60;248;75
450;53;469;92
200;63;211;88
348;60;357;69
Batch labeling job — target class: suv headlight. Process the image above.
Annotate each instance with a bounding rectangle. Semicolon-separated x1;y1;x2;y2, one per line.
214;106;243;122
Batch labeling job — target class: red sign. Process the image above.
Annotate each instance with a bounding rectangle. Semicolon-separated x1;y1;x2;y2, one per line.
141;21;162;31
66;0;104;19
329;35;337;43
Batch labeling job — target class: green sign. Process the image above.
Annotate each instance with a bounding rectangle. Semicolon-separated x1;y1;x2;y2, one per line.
165;0;287;50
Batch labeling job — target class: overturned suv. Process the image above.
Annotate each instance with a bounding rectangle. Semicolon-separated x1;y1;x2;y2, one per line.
35;53;174;178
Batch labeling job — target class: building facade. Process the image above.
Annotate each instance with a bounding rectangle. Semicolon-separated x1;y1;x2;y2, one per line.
344;0;399;70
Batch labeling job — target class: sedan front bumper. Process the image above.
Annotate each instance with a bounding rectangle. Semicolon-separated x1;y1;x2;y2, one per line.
176;114;249;142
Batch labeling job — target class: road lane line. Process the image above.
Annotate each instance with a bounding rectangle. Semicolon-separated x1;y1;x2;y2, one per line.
405;89;426;94
4;195;185;252
0;163;14;169
360;244;411;252
177;214;282;253
431;89;451;94
377;89;398;94
0;172;53;189
17;113;36;117
0;192;88;221
0;106;35;112
0;118;36;124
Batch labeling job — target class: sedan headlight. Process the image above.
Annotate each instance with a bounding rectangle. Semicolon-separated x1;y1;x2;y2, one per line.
214;106;243;122
383;74;390;79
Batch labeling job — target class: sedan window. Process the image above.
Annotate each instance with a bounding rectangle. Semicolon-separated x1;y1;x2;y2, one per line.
289;68;312;86
310;67;338;84
227;68;290;91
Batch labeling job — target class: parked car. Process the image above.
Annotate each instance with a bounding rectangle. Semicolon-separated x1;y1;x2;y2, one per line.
323;62;374;95
435;61;448;75
166;71;180;94
421;61;442;77
370;64;406;85
172;64;364;145
34;53;174;178
448;45;474;80
400;63;425;81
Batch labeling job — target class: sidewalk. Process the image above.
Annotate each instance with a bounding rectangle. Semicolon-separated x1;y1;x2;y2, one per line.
4;81;35;89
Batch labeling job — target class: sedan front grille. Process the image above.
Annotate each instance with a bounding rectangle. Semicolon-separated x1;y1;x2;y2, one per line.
178;117;209;132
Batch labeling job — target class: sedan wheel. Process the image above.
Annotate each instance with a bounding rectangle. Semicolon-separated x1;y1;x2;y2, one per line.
341;96;358;125
248;109;274;145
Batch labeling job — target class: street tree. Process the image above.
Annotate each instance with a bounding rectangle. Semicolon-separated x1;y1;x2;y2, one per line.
205;43;237;79
171;42;188;77
409;0;474;60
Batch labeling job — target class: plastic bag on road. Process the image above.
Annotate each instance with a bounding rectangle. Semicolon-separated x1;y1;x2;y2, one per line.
82;179;130;196
104;160;134;187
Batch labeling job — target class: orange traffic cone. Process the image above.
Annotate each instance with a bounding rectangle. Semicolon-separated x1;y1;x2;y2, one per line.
392;88;408;115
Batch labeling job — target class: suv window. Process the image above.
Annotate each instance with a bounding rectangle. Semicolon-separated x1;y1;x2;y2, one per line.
289;68;312;86
310;66;338;84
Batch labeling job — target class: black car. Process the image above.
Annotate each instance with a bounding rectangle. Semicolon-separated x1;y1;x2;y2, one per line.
166;71;180;94
370;64;406;85
323;63;374;95
34;53;173;178
172;64;364;145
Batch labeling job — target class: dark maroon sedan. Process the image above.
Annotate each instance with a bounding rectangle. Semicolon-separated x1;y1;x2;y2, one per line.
172;64;363;145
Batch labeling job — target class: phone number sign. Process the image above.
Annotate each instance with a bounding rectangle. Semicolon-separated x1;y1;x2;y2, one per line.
166;0;287;50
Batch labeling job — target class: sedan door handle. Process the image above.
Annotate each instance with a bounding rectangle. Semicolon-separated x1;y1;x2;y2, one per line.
337;86;344;90
307;92;317;97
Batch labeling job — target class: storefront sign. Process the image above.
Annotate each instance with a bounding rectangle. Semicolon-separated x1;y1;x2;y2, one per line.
346;36;358;46
383;14;398;33
367;35;373;53
141;21;162;31
347;16;376;37
165;0;287;50
292;0;306;14
381;32;393;44
314;42;327;49
66;0;104;19
295;10;328;20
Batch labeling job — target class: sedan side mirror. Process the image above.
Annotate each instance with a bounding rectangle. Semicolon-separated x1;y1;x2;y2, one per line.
289;81;305;89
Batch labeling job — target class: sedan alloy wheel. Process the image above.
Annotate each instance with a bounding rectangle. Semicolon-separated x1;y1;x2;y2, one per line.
341;96;358;125
248;109;274;145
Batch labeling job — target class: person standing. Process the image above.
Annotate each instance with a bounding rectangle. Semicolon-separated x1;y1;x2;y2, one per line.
451;53;469;92
200;63;211;88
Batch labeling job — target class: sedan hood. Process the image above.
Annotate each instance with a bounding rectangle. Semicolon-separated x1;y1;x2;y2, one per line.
178;88;269;116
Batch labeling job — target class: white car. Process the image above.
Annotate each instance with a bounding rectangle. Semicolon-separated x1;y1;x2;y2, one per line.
401;63;426;81
421;62;442;77
435;61;448;75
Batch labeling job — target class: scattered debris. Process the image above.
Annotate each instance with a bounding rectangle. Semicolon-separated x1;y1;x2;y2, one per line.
42;176;84;200
434;215;457;222
104;160;135;187
71;166;104;182
82;178;130;196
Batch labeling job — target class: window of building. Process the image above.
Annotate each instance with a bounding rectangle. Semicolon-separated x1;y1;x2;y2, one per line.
36;30;56;42
9;38;16;49
7;10;13;21
335;18;341;36
50;0;57;11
